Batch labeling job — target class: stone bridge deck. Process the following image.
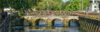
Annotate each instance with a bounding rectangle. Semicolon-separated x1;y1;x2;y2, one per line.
23;11;79;23
24;11;100;21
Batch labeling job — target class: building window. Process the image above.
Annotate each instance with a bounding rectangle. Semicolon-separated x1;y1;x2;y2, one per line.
90;1;93;3
94;6;97;8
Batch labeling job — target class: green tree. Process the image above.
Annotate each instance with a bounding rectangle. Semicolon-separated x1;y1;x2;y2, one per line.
0;0;9;11
0;0;39;11
35;0;62;10
64;0;89;11
35;0;89;11
0;0;39;16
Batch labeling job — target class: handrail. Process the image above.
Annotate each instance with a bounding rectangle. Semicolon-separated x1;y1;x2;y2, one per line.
0;16;9;28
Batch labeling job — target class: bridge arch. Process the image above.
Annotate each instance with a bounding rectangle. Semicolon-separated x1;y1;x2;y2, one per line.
52;18;63;27
35;19;46;27
68;19;80;27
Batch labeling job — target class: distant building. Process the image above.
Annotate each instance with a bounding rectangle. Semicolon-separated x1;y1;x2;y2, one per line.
89;0;100;13
3;7;17;15
4;7;12;12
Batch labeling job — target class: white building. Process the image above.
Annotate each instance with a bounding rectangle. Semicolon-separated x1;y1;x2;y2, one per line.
89;0;100;13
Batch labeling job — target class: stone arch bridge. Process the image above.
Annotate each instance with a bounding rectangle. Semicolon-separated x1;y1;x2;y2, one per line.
21;11;100;32
23;11;79;29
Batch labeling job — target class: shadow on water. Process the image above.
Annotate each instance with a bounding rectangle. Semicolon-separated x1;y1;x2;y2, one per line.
64;19;80;32
29;19;83;32
8;15;33;32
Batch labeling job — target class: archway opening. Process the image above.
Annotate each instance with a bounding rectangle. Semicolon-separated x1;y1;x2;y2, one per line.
35;19;46;27
52;19;63;27
68;19;80;27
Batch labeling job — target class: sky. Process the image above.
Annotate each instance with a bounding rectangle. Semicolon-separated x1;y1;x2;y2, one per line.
62;0;69;3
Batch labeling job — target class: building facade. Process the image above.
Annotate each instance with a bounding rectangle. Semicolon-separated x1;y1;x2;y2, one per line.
89;0;100;13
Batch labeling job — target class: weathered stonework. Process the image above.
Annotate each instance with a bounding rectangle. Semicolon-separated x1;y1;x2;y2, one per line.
23;11;79;30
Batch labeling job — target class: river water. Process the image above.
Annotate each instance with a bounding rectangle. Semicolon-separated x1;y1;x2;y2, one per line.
25;19;81;32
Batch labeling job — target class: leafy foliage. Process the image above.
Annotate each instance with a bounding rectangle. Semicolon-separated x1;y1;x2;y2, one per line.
0;0;39;10
0;0;40;16
35;0;62;10
64;0;89;11
0;0;89;11
35;0;89;11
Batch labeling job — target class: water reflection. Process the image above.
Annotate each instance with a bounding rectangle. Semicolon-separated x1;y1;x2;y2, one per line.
52;19;63;27
68;19;80;27
52;19;63;32
64;27;80;32
29;19;80;32
64;19;80;32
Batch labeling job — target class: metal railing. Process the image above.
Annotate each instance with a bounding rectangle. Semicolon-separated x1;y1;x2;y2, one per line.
79;16;100;32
